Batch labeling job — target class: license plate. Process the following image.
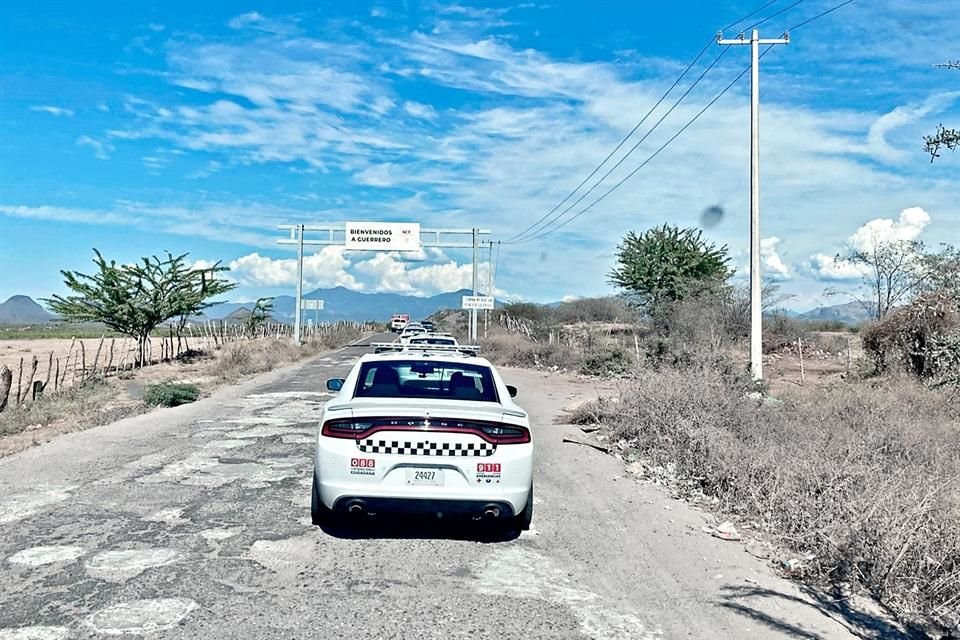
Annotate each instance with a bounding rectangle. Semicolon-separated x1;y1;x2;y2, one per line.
406;468;443;486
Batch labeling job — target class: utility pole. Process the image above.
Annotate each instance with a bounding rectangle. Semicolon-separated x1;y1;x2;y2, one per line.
294;223;305;345
485;240;494;337
471;228;479;341
717;28;789;383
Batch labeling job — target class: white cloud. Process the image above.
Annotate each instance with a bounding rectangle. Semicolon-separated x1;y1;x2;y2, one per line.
804;253;865;282
148;23;165;32
372;96;396;115
354;253;477;295
228;248;362;289
403;101;438;120
227;12;265;29
864;93;960;163
76;136;115;160
760;237;790;280
848;206;930;252
31;105;74;117
354;163;398;187
804;207;932;281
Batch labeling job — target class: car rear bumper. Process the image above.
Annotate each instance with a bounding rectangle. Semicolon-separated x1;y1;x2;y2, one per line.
331;496;518;518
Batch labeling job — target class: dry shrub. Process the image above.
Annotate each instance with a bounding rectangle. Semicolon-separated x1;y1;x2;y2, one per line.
863;291;960;386
576;367;960;628
479;333;579;370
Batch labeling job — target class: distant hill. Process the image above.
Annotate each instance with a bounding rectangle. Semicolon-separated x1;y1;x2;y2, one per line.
797;300;874;325
203;287;493;323
0;295;54;325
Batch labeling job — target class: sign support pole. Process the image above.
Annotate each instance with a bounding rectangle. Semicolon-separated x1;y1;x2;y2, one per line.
294;223;304;345
471;228;479;341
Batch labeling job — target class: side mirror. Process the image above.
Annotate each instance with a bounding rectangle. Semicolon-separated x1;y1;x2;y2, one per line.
506;385;518;398
326;378;345;392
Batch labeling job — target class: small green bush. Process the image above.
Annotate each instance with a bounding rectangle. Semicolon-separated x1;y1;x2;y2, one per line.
144;382;201;407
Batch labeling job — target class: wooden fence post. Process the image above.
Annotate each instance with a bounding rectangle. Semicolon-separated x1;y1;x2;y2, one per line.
79;341;87;383
53;358;60;393
0;365;12;412
91;335;105;378
798;337;805;386
20;356;38;405
16;357;24;405
41;352;53;395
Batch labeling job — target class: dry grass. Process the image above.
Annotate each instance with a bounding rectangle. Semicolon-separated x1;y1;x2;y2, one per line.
210;326;364;381
0;380;141;437
0;326;367;446
572;365;960;630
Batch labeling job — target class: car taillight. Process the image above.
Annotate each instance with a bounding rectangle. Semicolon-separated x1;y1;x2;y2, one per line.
320;417;531;444
321;419;374;438
479;423;531;444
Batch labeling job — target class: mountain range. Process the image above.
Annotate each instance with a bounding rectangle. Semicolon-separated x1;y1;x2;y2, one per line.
0;290;875;326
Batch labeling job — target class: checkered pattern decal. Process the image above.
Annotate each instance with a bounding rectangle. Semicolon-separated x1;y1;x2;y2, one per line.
358;439;496;457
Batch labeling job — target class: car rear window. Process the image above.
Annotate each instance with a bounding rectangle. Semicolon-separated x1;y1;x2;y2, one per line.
409;337;456;346
355;360;497;402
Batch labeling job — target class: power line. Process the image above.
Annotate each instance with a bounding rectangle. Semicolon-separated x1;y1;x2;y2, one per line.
503;0;803;244
744;0;808;30
784;0;855;31
514;48;774;245
721;0;782;32
512;0;858;245
504;46;730;245
501;39;714;244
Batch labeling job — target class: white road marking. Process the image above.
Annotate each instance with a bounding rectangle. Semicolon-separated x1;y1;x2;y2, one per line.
8;545;85;567
86;598;199;635
85;548;182;582
0;626;70;640
476;547;662;640
0;486;74;524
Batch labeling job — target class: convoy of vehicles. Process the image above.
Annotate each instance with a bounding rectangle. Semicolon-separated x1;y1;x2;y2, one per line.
312;334;533;531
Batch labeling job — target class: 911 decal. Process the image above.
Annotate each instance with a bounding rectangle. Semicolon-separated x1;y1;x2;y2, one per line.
476;462;501;484
351;458;376;476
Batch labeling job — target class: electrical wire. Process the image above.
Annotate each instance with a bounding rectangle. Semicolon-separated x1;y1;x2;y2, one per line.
511;0;858;244
721;0;782;32
744;0;808;31
513;48;774;245
503;46;730;245
784;0;855;31
502;0;800;244
501;39;714;244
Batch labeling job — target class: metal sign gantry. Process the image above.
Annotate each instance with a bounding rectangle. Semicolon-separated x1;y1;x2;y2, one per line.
277;224;491;343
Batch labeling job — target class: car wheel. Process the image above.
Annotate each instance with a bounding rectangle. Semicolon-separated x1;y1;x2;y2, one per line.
311;474;333;526
515;484;533;531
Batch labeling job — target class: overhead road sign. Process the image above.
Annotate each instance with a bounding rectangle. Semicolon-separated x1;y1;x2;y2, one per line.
302;299;325;310
345;221;421;252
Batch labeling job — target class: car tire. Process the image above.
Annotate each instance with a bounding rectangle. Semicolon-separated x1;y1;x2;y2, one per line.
311;474;334;527
515;484;533;531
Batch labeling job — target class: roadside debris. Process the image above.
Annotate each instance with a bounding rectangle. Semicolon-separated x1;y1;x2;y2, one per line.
579;425;601;434
561;436;610;454
702;521;742;541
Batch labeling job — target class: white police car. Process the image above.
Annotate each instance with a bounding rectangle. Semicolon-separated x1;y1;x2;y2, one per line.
312;345;533;529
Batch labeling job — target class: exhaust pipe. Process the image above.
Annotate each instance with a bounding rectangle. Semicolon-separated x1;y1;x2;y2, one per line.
346;500;367;515
482;506;500;520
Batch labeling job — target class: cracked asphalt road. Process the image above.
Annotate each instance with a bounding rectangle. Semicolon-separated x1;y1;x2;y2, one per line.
0;336;875;639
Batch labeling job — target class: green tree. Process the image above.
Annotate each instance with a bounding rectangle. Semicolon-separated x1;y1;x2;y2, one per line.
608;224;732;307
924;61;958;162
244;297;274;337
45;250;235;366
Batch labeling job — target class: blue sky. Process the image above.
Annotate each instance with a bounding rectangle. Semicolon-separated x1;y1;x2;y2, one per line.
1;0;958;309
